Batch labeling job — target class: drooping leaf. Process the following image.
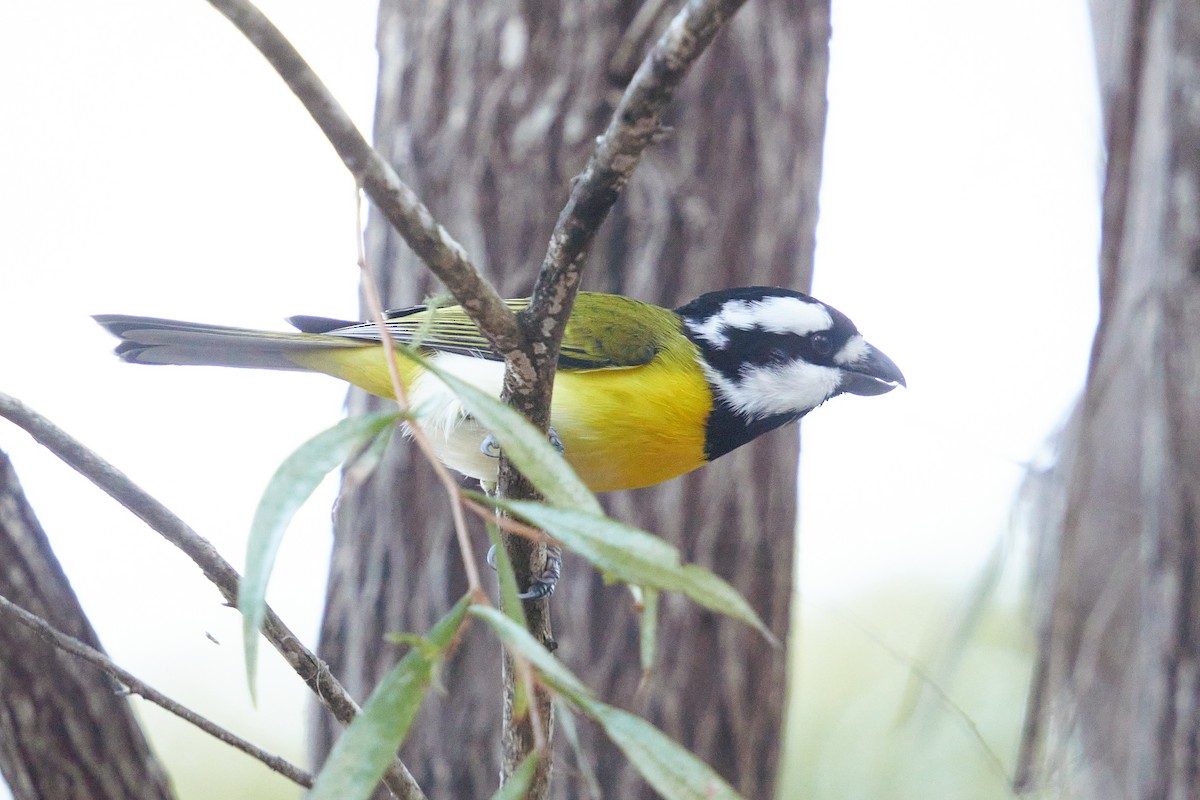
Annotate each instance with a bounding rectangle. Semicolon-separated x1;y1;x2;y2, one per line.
572;694;745;800
478;497;776;644
476;604;745;800
469;606;591;699
241;413;398;695
410;350;601;514
307;595;471;800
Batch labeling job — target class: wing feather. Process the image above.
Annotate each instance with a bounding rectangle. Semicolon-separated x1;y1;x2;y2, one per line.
295;293;679;371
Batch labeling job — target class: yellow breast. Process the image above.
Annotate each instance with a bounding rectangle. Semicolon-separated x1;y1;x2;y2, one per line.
549;347;711;492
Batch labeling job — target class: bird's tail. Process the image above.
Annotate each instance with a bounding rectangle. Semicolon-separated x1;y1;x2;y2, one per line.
93;315;364;371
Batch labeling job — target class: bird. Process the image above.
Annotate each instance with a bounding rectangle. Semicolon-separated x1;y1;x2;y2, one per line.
95;287;903;493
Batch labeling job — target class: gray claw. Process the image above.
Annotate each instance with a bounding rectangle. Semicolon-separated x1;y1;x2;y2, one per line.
518;545;561;600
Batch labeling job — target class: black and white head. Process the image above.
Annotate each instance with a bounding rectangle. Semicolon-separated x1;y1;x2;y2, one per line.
676;287;905;460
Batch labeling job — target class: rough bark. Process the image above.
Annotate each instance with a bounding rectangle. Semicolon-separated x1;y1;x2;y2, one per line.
1021;0;1200;797
313;2;830;798
0;451;175;800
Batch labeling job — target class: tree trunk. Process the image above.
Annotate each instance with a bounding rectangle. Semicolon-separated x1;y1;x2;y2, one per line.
0;451;175;800
313;2;830;797
1021;1;1200;797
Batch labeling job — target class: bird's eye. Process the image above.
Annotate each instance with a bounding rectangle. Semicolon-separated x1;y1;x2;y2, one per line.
809;331;835;358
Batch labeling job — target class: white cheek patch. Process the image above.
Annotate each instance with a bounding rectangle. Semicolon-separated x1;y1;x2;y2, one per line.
703;360;842;419
833;334;870;367
686;297;834;348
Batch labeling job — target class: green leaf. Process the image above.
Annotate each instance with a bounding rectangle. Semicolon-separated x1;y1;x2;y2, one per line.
241;413;398;695
479;498;777;645
408;349;601;514
639;587;660;675
488;753;538;800
475;605;744;800
469;606;592;699
486;521;529;717
572;695;745;800
487;521;527;630
307;595;471;800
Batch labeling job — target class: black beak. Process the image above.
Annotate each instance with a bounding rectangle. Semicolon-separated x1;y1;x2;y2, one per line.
838;343;906;397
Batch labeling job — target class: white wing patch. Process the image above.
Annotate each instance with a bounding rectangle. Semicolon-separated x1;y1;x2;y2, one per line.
686;296;833;348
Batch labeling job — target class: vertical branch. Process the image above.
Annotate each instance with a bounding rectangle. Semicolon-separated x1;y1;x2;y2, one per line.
494;1;751;792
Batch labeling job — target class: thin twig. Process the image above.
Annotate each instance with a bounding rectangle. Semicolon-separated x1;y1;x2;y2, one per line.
203;0;524;359
353;190;486;600
0;592;313;788
0;393;426;800
823;603;1015;788
462;498;551;547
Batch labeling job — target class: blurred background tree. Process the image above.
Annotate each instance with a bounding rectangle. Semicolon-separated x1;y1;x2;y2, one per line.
1020;1;1200;797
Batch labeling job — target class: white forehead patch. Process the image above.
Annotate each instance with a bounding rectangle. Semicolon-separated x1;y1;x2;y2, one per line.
686;296;833;349
833;334;870;367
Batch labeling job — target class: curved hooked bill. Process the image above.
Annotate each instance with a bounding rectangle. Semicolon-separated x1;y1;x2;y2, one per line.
837;341;906;397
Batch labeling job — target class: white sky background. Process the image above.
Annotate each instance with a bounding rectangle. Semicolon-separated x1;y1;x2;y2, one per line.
0;0;1099;795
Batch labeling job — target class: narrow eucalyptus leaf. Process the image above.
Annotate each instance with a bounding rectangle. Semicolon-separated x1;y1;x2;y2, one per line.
469;605;592;700
488;753;538;800
484;499;775;643
573;695;745;800
241;413;398;696
487;521;527;630
487;522;530;718
307;595;471;800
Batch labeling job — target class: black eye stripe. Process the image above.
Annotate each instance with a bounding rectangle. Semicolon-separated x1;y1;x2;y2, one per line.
685;320;854;383
693;327;806;381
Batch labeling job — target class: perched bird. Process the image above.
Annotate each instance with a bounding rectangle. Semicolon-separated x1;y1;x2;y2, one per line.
95;287;904;493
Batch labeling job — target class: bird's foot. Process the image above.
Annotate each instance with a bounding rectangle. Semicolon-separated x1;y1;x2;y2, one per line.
486;543;562;600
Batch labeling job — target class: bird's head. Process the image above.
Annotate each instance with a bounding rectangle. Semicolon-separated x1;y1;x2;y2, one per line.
676;287;905;430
